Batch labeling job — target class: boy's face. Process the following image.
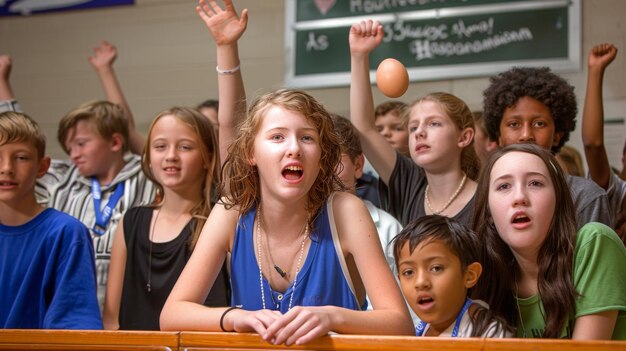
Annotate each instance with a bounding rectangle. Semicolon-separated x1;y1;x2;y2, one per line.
498;96;562;151
0;141;50;207
336;153;364;194
65;120;122;180
375;112;410;156
473;124;497;165
397;239;480;335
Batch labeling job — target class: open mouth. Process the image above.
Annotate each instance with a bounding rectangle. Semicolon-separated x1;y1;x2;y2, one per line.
418;296;434;305
512;215;530;224
282;165;303;180
415;145;430;153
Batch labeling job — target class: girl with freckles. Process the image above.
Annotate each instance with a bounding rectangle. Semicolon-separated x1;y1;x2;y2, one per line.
472;144;626;339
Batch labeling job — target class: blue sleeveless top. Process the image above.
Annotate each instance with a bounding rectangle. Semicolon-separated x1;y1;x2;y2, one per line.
230;200;366;313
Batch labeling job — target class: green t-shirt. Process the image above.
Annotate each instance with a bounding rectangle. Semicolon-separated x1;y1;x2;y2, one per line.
515;222;626;339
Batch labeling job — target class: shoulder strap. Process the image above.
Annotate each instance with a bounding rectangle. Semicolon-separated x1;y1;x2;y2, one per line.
326;192;360;309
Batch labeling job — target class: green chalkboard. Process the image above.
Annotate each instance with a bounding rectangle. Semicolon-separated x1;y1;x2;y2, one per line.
296;0;520;21
285;0;580;88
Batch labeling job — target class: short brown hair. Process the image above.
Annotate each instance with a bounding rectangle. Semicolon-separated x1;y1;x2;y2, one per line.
374;101;407;120
0;111;46;159
58;101;129;154
330;113;362;163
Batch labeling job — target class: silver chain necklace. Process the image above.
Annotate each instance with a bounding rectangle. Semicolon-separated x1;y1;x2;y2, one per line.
255;205;309;311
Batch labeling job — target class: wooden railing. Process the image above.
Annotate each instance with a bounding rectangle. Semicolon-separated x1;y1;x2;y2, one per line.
1;330;625;351
0;330;178;350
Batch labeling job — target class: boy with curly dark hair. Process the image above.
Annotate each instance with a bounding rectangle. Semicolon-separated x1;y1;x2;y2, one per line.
482;66;611;229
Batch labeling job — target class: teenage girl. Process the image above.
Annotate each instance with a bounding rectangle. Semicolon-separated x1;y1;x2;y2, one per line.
160;88;413;345
472;143;626;339
349;20;479;227
102;107;229;330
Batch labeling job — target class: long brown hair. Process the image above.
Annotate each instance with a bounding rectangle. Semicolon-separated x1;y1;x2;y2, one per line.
405;92;480;180
220;89;343;224
142;107;220;250
471;144;577;338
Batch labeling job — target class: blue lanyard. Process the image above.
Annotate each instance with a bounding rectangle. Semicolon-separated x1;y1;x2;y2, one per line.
415;297;472;337
91;178;125;236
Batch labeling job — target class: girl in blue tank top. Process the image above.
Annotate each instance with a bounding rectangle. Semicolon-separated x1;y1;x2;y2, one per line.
161;1;413;344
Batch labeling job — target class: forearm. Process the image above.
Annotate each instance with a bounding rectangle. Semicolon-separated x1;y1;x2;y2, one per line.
0;79;15;101
350;54;376;134
160;301;226;331
572;311;618;339
582;67;606;148
216;43;245;164
349;53;396;183
582;66;611;188
95;66;145;154
325;305;414;335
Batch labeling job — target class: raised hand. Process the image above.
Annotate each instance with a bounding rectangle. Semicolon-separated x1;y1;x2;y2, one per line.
349;19;384;57
588;43;617;71
196;0;248;46
88;41;117;71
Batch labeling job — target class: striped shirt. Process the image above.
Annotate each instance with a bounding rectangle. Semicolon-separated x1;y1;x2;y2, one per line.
36;154;156;309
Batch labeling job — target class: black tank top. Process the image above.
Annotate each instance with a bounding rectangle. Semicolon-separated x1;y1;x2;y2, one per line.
119;206;230;330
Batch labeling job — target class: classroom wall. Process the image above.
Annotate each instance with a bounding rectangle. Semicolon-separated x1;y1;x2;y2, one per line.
1;0;625;167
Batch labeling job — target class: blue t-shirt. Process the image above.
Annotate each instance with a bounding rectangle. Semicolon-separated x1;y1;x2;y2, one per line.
230;202;365;313
1;208;102;329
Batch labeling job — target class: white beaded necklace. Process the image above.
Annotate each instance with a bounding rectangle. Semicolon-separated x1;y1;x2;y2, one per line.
425;173;467;215
256;206;309;311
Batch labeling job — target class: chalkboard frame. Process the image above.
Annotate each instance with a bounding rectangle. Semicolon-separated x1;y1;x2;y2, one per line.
284;0;580;89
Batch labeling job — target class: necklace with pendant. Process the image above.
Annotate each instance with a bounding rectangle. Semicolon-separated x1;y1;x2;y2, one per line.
255;205;309;311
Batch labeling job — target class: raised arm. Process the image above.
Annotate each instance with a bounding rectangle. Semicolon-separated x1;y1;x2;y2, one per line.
88;41;145;154
0;55;22;113
197;0;248;165
582;43;618;189
349;20;397;183
0;55;16;101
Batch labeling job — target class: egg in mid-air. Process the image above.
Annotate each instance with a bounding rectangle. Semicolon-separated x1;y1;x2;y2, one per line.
376;58;409;98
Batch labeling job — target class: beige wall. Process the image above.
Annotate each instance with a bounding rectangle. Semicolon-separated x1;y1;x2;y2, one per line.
1;0;625;167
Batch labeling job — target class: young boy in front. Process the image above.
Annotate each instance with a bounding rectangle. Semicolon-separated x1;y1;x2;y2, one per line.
482;67;611;229
0;111;102;329
393;215;510;337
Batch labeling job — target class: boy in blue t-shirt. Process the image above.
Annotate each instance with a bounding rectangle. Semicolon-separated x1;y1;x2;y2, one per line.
0;111;102;329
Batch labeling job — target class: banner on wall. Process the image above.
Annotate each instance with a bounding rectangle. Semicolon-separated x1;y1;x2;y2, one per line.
0;0;134;16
